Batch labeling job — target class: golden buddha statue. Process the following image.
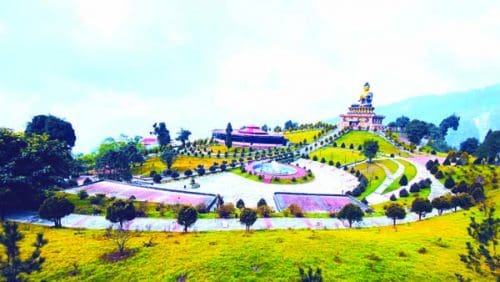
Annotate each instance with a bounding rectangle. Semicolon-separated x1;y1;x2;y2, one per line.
358;82;373;105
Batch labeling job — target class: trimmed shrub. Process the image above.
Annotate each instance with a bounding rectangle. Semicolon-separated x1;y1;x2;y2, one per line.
78;190;89;200
399;175;408;186
444;177;455;189
435;171;444;179
257;198;267;207
390;194;397;201
288;204;304;218
409;183;420;193
216;203;236;219
257;205;273;218
399;188;409;197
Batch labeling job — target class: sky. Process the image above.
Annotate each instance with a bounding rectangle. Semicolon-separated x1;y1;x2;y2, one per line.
1;0;499;153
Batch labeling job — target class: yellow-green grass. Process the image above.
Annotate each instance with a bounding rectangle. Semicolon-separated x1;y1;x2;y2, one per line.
132;156;235;176
207;144;238;154
420;145;448;157
383;159;417;194
284;129;322;144
377;159;398;174
9;205;494;281
353;162;386;199
231;169;315;185
438;164;499;187
310;147;365;166
335;131;408;156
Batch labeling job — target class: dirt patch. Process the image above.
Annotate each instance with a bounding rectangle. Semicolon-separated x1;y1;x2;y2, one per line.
101;249;136;262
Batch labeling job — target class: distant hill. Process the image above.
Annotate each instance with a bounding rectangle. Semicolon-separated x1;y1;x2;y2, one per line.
326;84;500;148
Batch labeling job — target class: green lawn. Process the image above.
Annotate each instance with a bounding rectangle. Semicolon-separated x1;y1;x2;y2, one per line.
16;204;493;281
376;159;398;174
284;129;323;144
335;131;407;156
310;147;366;166
132;155;235;176
353;162;386;199
383;159;417;194
369;188;431;216
231;168;315;184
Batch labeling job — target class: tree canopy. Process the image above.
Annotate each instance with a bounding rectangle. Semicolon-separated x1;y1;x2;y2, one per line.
177;205;198;232
405;119;429;145
239;208;258;231
38;195;75;227
151;122;171;148
225;123;233;149
106;200;136;229
362;140;379;163
176;128;192;147
460;138;480;154
337;203;364;228
475;130;499;162
385;203;406;227
25;114;76;149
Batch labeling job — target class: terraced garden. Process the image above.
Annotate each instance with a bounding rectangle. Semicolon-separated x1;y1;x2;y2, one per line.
335;131;408;156
310;147;365;166
383;159;417;194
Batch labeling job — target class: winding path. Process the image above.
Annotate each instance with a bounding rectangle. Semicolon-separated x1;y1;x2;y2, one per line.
7;208;453;232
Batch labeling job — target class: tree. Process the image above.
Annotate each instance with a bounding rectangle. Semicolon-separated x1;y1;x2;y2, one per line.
362;140;379;163
261;124;268;132
444;177;456;189
337;204;364;228
399;175;408;186
460;138;480;154
225;122;233;149
151;122;170;148
395;116;410;130
410;198;433;221
0;188;16;220
25;114;76;149
439;114;460;137
385;203;406;227
284;120;298;131
177;205;198;232
236;199;245;209
257;198;267;207
432;196;451;215
453;194;476;211
176;128;192;147
106;200;136;229
298;266;323;282
95;149;132;181
0;129;75;211
160;146;177;169
0;222;47;282
122;142;145;167
239;208;258;232
38;196;75;228
459;208;499;279
405;119;429;145
476;130;499;162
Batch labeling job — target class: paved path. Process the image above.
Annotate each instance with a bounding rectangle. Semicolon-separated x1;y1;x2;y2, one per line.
6;209;452;232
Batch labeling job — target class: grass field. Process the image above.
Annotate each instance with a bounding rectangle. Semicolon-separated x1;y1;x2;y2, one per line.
132;155;235;176
383;159;417;194
310;147;365;166
335;131;407;156
353;162;386;199
231;168;315;185
284;129;323;144
377;159;398;174
12;206;492;281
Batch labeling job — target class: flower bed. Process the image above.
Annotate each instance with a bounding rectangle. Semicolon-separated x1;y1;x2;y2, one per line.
274;192;367;213
66;181;216;207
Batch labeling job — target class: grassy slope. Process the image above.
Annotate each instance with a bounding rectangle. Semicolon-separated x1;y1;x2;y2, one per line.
335;131;404;156
284;129;322;144
353;162;386;199
383;159;417;194
370;189;431;216
377;159;398;174
310;147;365;166
15;207;492;281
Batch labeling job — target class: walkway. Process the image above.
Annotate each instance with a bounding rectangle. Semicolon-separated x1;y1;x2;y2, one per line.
365;158;404;204
6;209;451;232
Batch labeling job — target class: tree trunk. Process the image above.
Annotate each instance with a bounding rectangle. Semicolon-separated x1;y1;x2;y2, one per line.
393;217;396;227
418;213;422;221
349;220;352;228
184;225;188;233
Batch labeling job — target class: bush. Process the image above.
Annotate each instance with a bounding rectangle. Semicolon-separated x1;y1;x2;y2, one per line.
149;170;157;177
78;190;89;200
430;165;439;175
83;178;93;185
288;204;304;217
399;175;408;186
236;199;245;209
195;203;209;214
257;198;267;207
435;171;444;179
153;174;162;183
216;203;236;219
257;205;273;218
409;183;420;193
328;160;334;166
184;169;193;177
399;189;409;197
312;155;318;161
335;162;341;168
443;158;451;165
444;177;455;189
390;194;397;201
89;195;105;206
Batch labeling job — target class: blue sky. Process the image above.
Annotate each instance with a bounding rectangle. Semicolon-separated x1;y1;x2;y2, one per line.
1;1;499;153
